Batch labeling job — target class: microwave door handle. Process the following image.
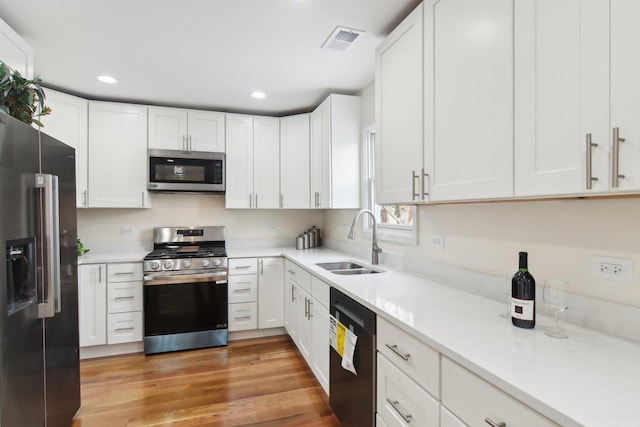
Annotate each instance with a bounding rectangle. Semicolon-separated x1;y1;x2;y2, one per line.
36;174;61;318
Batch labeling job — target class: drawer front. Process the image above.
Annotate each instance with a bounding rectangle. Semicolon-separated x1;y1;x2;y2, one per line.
441;357;558;427
108;262;143;282
285;261;311;293
377;353;440;427
107;311;143;344
441;406;466;427
311;275;330;309
228;302;258;331
228;275;257;303
107;281;143;313
228;258;258;275
376;413;389;427
377;316;440;398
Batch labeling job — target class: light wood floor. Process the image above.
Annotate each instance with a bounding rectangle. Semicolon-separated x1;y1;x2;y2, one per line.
71;335;340;426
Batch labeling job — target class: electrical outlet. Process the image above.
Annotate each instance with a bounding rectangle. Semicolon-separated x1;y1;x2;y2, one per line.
591;255;632;284
120;226;134;236
429;235;444;250
265;224;277;232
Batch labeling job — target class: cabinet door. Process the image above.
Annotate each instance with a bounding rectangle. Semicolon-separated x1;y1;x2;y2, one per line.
78;264;106;347
107;281;143;314
228;275;258;304
311;297;330;394
425;0;513;201
284;275;299;342
0;17;34;78
297;287;313;364
39;89;89;207
225;114;254;208
188;110;225;152
88;102;150;208
280;114;310;208
310;98;331;208
514;0;609;196
229;302;258;331
148;107;188;151
610;0;640;192
258;258;284;328
107;311;143;344
376;3;425;204
253;116;280;209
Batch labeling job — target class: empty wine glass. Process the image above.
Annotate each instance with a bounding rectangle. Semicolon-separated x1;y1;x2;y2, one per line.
497;269;511;319
543;279;569;338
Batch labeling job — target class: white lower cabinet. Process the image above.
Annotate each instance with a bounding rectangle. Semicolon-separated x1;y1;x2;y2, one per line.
440;406;466;427
79;262;143;347
228;302;258;331
377;354;440;426
376;413;390;427
441;356;558;427
258;258;284;328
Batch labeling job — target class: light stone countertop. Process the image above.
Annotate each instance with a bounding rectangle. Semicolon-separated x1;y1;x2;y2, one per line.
80;246;640;426
77;251;149;264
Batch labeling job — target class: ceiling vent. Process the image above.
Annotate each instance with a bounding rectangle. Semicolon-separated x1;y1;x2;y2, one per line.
322;26;365;51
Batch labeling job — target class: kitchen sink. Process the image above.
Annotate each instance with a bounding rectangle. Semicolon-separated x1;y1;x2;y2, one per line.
316;261;383;275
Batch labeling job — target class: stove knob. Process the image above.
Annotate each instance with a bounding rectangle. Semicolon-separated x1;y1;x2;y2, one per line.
150;261;161;270
163;260;174;270
213;259;221;267
183;260;192;269
201;259;211;268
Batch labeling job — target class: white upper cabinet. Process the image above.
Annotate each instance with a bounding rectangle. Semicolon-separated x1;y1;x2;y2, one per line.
610;0;640;193
39;89;89;207
310;94;361;209
0;17;33;79
375;3;425;204
514;0;609;196
88;101;151;208
425;0;514;202
148;106;225;152
225;114;280;209
280;114;310;209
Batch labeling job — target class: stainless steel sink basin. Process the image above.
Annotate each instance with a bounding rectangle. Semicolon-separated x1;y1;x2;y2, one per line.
316;261;383;275
316;261;364;271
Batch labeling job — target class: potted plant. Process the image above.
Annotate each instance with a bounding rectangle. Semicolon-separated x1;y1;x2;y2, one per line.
0;61;51;126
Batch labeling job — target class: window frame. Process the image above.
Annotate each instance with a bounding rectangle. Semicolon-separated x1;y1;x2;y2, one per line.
361;123;418;245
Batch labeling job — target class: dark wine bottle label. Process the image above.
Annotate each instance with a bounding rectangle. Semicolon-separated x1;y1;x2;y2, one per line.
511;297;534;321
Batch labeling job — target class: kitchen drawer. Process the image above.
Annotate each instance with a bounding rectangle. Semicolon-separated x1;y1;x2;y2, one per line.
228;302;258;331
107;311;143;344
228;258;258;275
311;275;330;309
441;406;466;427
377;353;440;426
441;357;559;427
107;281;142;313
228;275;257;303
377;316;440;398
107;262;143;282
376;413;389;427
285;261;311;293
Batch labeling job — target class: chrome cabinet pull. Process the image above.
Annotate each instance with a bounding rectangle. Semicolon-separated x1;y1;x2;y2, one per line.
280;194;284;208
586;133;598;190
386;399;412;423
114;296;135;300
307;299;313;319
233;288;251;294
304;297;309;318
233;265;252;270
234;315;251;320
182;135;186;151
114;327;135;332
189;135;192;151
82;190;87;207
255;193;258;209
260;259;264;275
411;170;420;201
612;127;626;188
385;343;410;361
421;168;429;198
485;418;506;427
114;271;135;276
291;284;296;302
249;193;253;208
142;191;147;208
98;265;102;283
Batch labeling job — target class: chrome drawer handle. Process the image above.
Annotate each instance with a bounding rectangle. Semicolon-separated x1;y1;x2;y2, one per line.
233;265;252;270
114;296;135;300
234;315;251;320
233;288;251;294
485;418;506;427
114;272;135;275
114;327;135;332
387;399;412;423
385;343;410;361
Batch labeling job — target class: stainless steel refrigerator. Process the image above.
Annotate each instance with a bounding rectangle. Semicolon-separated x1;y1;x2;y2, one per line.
0;112;80;426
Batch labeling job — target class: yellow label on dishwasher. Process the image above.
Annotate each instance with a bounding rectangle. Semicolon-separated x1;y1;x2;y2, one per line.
335;321;346;357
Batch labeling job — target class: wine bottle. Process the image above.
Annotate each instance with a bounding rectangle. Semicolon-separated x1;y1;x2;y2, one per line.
511;251;535;329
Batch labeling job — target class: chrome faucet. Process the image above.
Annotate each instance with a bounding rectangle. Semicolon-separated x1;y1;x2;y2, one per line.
347;209;382;265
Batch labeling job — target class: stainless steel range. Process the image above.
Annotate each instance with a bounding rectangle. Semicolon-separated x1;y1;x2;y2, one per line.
143;226;228;354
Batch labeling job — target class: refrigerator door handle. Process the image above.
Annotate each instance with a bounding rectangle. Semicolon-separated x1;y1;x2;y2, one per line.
36;173;61;318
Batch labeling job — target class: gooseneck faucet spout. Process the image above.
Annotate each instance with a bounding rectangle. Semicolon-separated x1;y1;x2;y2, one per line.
347;209;382;265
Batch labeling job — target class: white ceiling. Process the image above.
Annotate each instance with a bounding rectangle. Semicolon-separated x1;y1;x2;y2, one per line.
0;0;421;116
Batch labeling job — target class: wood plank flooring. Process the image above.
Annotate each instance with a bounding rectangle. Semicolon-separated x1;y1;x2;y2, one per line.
71;335;340;427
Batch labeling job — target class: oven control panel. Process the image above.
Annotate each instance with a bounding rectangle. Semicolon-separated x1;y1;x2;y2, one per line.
144;257;227;273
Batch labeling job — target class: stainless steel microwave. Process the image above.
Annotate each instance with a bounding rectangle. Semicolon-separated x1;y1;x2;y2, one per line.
148;149;225;193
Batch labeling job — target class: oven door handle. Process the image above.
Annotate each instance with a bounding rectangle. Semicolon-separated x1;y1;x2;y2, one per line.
144;272;228;286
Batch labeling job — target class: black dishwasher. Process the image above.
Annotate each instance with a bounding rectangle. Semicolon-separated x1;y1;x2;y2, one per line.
329;288;376;426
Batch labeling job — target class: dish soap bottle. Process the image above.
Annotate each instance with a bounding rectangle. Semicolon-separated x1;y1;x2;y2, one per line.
511;251;535;328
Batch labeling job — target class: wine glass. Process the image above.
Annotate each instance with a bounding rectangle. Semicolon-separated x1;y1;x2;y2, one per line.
543;279;569;338
497;269;511;319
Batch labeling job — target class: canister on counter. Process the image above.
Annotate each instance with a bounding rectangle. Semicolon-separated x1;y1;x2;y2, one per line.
296;235;305;250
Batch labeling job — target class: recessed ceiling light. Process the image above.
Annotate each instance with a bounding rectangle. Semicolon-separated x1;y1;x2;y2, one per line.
96;75;118;84
251;91;267;99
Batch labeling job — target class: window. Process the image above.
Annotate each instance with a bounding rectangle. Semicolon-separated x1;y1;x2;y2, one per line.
362;125;417;244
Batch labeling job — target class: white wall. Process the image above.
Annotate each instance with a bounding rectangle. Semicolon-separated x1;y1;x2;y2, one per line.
323;83;640;309
78;193;322;250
